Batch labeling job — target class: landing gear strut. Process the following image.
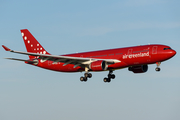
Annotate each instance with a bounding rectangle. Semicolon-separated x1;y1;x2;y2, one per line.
155;62;161;71
103;70;115;83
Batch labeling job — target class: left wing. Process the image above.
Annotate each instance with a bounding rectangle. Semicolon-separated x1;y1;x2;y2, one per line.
2;45;121;68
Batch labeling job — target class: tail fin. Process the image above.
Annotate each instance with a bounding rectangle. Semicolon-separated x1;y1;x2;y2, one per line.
20;29;50;59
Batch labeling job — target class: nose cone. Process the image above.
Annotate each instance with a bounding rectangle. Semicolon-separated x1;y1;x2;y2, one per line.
169;49;176;58
171;50;176;56
159;47;176;61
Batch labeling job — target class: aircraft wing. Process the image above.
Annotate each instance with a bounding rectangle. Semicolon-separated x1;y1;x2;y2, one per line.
2;45;121;68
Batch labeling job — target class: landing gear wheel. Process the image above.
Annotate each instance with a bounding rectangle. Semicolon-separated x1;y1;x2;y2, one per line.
103;78;108;82
80;76;87;82
103;78;111;83
88;73;92;78
155;67;161;71
84;73;92;78
108;74;115;79
80;76;84;81
111;74;115;79
84;73;88;78
84;77;87;81
108;74;111;78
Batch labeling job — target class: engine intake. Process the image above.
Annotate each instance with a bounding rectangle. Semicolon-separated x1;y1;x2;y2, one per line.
90;60;108;71
128;65;148;73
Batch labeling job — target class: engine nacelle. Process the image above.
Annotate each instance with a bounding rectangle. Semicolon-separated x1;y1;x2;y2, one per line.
128;65;148;73
90;60;108;71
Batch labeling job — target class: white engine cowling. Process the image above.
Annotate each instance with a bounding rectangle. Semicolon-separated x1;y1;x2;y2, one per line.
128;65;148;73
90;60;108;71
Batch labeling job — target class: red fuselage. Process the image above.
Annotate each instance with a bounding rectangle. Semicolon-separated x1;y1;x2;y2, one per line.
3;29;177;82
35;44;176;72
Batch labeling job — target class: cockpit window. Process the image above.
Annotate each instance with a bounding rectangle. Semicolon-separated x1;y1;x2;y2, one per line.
163;48;172;50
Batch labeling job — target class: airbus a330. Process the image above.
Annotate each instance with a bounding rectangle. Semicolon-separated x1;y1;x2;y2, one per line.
2;29;176;82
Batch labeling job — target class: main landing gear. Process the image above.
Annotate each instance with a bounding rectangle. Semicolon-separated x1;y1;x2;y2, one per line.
80;67;92;82
103;70;115;83
80;73;92;82
155;62;161;71
80;69;116;83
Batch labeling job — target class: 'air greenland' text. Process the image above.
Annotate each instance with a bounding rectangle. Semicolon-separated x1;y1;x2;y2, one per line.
123;52;149;59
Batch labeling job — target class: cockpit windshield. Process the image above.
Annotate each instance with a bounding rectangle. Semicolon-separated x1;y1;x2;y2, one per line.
163;48;172;50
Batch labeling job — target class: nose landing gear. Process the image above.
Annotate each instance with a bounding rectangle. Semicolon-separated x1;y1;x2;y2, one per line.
155;62;161;71
103;70;115;83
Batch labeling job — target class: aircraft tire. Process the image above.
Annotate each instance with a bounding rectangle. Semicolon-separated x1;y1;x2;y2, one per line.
103;78;108;82
84;77;87;81
108;78;111;82
108;74;115;79
104;78;111;83
111;74;115;79
84;73;88;78
88;73;92;78
155;67;161;71
80;76;84;81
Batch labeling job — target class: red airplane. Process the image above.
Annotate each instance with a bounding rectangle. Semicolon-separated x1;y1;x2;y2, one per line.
2;29;176;82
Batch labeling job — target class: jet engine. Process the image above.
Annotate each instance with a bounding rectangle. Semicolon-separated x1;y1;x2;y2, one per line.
90;60;108;71
128;65;148;73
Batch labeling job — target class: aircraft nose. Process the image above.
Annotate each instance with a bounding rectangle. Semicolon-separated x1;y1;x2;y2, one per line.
171;50;176;56
169;49;176;57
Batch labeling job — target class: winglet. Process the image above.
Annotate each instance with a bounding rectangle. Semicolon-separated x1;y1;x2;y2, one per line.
2;45;11;51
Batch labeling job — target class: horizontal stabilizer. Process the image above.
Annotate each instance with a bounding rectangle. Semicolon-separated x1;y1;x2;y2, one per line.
5;58;38;64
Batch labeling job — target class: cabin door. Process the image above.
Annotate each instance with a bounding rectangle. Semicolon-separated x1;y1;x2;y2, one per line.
128;49;133;54
152;46;158;54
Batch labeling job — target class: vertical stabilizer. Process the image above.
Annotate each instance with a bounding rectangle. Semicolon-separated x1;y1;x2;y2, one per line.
20;29;50;59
